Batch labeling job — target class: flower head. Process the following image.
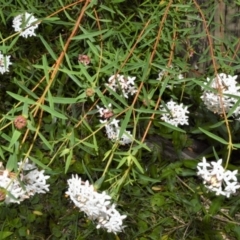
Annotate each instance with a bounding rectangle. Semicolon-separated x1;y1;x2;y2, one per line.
66;175;126;234
100;118;133;145
78;54;91;66
197;157;240;197
14;115;27;129
97;104;133;145
0;159;50;204
106;74;137;98
201;73;240;118
0;52;12;74
13;12;39;38
159;99;189;127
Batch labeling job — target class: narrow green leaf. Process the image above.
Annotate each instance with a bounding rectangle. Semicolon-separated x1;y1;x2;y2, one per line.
82;160;93;182
60;148;71;157
106;86;128;107
117;156;128;169
65;149;73;173
118;107;132;137
233;143;240;148
7;92;36;104
38;132;53;151
39;35;57;60
40;105;67;119
6;154;17;171
9;130;21;149
48;97;77;104
159;121;186;133
131;155;144;173
22;102;29;117
13;78;39;99
73;28;108;41
199;127;228;145
28;156;51;170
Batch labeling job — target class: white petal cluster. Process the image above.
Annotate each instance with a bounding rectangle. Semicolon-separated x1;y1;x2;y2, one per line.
159;99;189;127
100;119;133;145
66;175;127;234
0;52;12;74
0;159;50;204
201;73;240;118
97;104;113;119
197;157;240;198
12;12;39;38
97;104;133;145
106;74;137;98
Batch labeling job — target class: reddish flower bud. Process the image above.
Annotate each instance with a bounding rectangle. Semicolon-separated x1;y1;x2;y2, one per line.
78;54;91;66
14;115;27;130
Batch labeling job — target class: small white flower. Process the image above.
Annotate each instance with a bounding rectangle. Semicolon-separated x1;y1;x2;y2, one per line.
97;104;113;119
224;170;238;183
106;74;137;98
109;118;120;128
0;52;12;74
201;73;240;118
13;12;39;38
197;157;211;180
157;70;166;81
210;159;225;181
100;118;133;145
0;159;50;204
197;157;240;198
159;100;189;127
66;175;126;234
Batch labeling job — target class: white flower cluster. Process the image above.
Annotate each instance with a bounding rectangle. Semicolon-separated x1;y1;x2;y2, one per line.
159;99;189;127
0;12;39;74
197;158;240;198
0;159;50;204
106;74;137;98
66;175;127;234
12;12;39;38
0;52;12;74
201;73;240;118
97;104;133;145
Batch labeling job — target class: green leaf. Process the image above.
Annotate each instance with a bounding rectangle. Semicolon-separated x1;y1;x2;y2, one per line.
40;105;67;119
233;143;240;148
39;35;57;60
73;28;108;41
151;193;165;207
6;154;17;171
65;149;73;173
159;121;186;133
28;156;51;170
38;132;53;151
42;54;50;82
48;97;77;104
118;107;132;137
0;231;13;239
9;130;22;149
117;156;128;169
7;92;36;104
131;155;144;173
60;148;71;157
199;127;228;145
182;159;198;169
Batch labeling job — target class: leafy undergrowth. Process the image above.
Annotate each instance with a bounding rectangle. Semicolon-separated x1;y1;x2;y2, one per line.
1;0;240;239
